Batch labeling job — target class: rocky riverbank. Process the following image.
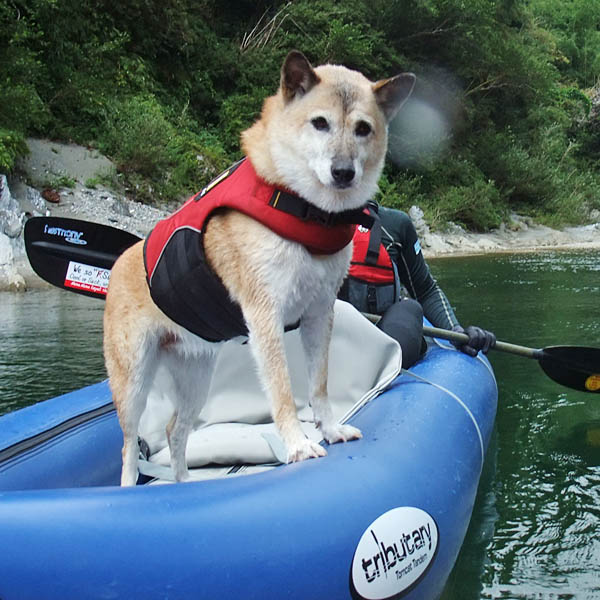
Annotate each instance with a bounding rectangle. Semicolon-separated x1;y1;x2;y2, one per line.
1;139;169;291
1;138;599;291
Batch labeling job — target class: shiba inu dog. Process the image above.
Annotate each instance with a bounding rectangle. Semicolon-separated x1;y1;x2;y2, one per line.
104;51;415;486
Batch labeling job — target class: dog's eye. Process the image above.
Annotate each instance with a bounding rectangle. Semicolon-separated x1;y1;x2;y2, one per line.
311;117;330;132
355;121;372;137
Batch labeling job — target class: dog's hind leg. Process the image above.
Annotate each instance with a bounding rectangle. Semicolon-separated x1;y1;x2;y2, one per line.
110;332;161;487
162;348;217;482
300;301;362;445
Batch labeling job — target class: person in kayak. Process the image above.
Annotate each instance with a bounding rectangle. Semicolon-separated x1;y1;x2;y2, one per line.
338;202;496;366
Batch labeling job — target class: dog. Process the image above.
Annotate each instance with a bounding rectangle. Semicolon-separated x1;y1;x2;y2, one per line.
104;51;415;485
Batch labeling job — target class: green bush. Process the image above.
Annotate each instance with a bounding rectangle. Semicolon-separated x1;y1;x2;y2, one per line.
217;90;269;154
475;129;559;206
97;95;230;203
531;0;600;88
0;130;28;173
534;168;600;226
166;127;230;197
99;95;175;177
376;170;427;213
428;180;505;232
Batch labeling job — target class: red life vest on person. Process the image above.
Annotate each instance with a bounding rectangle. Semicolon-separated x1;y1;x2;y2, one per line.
338;207;400;315
143;158;373;341
349;225;396;285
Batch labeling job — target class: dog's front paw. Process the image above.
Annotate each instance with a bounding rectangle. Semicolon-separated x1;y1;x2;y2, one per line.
286;438;327;463
321;423;363;445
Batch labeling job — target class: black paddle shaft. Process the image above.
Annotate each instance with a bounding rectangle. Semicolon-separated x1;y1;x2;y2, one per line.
24;216;141;299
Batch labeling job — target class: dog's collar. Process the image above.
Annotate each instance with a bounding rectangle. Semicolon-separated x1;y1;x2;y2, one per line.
268;188;375;229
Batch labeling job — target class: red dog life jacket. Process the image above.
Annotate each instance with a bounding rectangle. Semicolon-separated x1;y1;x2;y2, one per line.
144;158;372;341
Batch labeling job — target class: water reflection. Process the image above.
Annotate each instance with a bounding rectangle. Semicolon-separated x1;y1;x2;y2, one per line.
0;289;106;414
434;249;600;599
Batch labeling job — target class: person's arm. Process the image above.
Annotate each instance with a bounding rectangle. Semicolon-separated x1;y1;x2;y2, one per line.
378;206;495;355
378;207;458;329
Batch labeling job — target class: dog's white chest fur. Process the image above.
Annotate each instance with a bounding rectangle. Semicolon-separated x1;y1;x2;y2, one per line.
259;234;352;326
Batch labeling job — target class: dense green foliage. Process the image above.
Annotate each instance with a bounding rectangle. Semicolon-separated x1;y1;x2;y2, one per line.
1;0;599;228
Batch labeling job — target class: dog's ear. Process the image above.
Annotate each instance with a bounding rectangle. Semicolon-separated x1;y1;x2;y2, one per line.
281;51;320;102
373;73;416;122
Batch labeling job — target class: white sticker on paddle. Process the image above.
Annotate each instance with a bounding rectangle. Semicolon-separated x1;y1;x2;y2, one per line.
351;507;438;599
64;261;111;295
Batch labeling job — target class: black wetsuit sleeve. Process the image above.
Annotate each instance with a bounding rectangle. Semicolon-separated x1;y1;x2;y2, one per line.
378;206;460;330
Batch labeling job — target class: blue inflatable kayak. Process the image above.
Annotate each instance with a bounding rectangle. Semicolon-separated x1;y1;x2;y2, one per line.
0;334;497;600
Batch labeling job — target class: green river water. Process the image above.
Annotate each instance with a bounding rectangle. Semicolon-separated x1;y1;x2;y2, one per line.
1;249;599;599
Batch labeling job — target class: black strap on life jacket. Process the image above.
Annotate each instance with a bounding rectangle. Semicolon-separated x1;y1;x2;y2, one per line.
268;191;375;229
365;203;382;265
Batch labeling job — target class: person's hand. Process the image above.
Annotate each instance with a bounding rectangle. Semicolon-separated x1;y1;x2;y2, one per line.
451;325;496;356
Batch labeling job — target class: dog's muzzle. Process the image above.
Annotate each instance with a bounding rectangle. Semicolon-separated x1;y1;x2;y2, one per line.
331;163;355;188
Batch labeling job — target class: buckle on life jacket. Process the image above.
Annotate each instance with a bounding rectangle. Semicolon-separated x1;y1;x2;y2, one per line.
302;203;334;226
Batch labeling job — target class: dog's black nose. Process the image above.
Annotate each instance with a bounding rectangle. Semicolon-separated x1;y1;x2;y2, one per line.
331;165;355;186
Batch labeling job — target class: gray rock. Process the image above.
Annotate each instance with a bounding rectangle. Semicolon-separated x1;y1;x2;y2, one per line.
16;138;114;187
